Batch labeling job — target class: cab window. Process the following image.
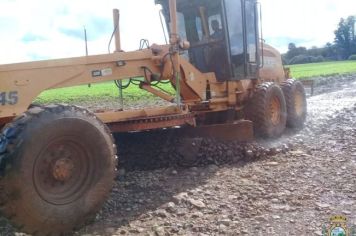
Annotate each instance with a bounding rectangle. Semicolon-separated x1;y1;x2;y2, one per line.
245;0;258;63
225;0;244;78
177;12;189;60
177;12;187;41
196;17;203;41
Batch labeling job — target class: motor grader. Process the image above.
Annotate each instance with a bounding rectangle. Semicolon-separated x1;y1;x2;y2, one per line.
0;0;307;234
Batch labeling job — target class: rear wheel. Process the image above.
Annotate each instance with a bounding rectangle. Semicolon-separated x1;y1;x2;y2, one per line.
245;82;287;138
0;105;117;235
281;79;307;128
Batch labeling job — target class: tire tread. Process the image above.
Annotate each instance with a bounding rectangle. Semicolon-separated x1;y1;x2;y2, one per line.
0;104;116;236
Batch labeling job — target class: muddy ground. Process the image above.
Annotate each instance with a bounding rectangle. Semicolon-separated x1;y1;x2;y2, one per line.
1;74;356;235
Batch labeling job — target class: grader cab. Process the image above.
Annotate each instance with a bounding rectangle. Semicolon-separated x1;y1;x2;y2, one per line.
0;0;307;235
158;0;261;81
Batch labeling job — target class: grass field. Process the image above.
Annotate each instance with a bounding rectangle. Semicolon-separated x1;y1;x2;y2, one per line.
36;60;356;105
289;60;356;79
35;80;174;105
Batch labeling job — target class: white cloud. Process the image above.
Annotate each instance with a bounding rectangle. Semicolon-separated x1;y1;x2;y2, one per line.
0;0;355;63
261;0;356;52
0;0;165;64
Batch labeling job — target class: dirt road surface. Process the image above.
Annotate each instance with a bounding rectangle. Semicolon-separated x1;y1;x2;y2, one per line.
1;74;355;235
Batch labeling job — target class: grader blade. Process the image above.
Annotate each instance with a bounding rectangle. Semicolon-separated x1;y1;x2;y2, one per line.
183;120;254;142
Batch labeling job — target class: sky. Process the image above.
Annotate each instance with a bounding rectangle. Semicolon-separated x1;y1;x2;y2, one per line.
0;0;355;64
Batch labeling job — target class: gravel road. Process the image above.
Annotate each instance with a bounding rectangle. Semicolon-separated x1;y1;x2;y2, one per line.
1;74;355;236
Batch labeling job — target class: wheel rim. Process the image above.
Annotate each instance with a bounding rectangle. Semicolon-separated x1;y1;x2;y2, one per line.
294;90;304;117
269;96;281;126
33;137;93;205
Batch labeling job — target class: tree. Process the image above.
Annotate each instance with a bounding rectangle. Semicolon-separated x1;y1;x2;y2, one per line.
288;43;296;51
334;16;356;59
285;43;308;62
308;46;324;57
323;42;338;60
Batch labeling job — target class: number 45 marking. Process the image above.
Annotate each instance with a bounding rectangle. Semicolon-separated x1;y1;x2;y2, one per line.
0;91;19;106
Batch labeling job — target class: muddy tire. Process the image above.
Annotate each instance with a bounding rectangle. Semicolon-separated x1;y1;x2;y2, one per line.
281;79;307;128
245;83;287;138
0;105;117;235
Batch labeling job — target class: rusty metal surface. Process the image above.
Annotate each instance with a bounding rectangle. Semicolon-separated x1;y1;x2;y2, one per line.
0;117;14;128
181;120;254;142
108;113;196;133
52;157;75;182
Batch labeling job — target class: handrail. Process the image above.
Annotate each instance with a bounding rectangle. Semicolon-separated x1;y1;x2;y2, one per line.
256;2;264;68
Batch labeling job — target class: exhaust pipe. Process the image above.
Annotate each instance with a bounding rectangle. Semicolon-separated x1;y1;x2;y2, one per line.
113;9;122;52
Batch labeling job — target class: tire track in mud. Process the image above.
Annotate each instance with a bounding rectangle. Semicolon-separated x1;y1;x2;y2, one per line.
77;74;356;235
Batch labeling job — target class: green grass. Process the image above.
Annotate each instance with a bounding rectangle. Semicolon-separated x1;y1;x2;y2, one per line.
35;80;174;105
288;60;356;79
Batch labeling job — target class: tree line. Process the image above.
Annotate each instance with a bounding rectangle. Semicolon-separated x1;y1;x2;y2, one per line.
283;16;356;65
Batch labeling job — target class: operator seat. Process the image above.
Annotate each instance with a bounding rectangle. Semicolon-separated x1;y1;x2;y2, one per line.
208;20;228;81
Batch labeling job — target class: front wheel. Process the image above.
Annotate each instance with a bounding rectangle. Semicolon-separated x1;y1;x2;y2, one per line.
245;82;287;138
0;105;117;235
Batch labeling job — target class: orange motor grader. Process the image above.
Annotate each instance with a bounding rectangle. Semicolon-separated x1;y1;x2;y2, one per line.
0;0;307;234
